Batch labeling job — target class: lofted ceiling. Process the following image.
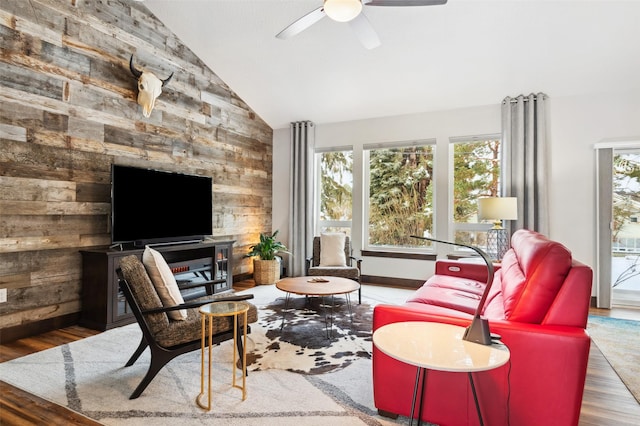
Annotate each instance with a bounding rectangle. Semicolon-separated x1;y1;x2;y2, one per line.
142;0;640;130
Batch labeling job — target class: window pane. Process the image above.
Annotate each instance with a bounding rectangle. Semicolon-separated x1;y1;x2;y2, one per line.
452;138;501;248
367;145;434;248
613;152;640;255
319;225;352;238
318;150;353;234
454;230;487;248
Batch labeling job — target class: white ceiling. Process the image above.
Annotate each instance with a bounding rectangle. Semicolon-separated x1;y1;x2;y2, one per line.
143;0;640;130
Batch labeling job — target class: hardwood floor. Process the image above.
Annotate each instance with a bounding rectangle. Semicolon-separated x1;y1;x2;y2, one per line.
1;282;639;425
0;326;102;425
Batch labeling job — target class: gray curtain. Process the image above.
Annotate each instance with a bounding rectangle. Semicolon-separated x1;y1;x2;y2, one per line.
501;93;549;235
288;121;315;276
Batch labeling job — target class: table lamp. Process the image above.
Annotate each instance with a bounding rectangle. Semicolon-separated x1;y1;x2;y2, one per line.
477;197;518;261
411;235;495;345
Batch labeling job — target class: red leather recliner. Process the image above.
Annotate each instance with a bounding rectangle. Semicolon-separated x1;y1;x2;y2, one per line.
372;229;593;426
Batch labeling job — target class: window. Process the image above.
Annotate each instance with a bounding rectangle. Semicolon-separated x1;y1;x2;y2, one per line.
450;135;502;250
314;135;504;256
315;149;353;236
364;141;435;250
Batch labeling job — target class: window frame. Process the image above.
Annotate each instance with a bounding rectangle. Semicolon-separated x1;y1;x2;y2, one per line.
314;146;354;237
448;134;502;254
363;139;437;254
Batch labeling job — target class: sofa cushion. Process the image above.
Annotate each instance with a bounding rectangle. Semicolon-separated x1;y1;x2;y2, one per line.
494;229;573;323
407;282;482;315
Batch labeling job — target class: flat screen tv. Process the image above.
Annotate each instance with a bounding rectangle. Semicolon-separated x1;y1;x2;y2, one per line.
111;165;213;247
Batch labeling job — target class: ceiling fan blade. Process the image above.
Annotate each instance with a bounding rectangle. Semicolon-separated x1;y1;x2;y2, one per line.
348;13;381;50
364;0;447;6
276;6;326;40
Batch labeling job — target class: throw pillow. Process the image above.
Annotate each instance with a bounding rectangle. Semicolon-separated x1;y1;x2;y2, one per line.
320;233;347;267
142;246;187;321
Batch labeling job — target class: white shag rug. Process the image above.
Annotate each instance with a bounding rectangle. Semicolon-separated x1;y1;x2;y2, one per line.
0;284;415;425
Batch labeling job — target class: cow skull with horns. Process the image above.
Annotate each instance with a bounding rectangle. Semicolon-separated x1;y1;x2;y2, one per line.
129;55;173;117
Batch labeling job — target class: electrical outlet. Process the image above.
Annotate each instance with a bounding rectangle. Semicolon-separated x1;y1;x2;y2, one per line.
0;288;6;303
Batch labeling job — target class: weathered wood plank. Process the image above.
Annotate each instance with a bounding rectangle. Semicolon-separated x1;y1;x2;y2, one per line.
0;97;44;124
0;124;27;142
0;301;81;328
0;61;64;101
0;8;62;47
0;273;30;290
76;182;110;203
0;214;107;239
4;0;68;36
0;235;81;253
67;116;105;141
0;176;76;202
0;200;109;217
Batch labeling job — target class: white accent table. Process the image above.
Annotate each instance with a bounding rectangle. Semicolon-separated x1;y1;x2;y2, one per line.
373;321;510;426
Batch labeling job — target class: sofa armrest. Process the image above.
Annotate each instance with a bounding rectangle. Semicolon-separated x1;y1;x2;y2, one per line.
434;259;491;283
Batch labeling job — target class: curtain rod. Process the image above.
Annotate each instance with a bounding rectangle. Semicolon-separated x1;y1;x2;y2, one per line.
502;93;547;104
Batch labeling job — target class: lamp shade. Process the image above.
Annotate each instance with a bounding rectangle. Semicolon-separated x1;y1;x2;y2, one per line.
478;197;518;221
323;0;363;22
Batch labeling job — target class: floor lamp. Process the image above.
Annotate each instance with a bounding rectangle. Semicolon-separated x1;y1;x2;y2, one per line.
478;197;518;261
411;235;495;345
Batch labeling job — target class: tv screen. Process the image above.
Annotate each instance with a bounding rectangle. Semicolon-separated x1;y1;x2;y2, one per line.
111;165;213;246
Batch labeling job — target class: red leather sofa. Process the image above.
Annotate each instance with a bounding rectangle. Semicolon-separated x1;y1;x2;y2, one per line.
372;229;593;426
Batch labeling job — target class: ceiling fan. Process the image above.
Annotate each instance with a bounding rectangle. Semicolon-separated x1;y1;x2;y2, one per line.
276;0;447;50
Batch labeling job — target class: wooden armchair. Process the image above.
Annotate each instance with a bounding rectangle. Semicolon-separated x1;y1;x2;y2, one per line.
116;254;258;399
306;234;362;304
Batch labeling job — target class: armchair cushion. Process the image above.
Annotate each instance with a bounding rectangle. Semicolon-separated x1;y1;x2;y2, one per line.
153;293;258;348
319;232;347;266
142;246;187;320
308;266;359;280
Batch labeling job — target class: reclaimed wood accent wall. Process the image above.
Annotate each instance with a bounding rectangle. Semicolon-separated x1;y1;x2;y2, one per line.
0;0;273;339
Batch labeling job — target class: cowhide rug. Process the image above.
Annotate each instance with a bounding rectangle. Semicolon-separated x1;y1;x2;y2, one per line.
244;295;373;374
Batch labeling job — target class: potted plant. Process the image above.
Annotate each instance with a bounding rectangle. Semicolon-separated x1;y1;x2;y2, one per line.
245;230;290;285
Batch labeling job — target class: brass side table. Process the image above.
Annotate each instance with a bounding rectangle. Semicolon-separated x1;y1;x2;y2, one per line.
196;301;250;410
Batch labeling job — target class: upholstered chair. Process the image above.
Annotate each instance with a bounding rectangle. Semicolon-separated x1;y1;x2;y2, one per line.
306;233;362;304
117;254;258;399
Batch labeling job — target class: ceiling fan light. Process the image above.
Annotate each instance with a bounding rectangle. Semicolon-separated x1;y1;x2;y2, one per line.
324;0;363;23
